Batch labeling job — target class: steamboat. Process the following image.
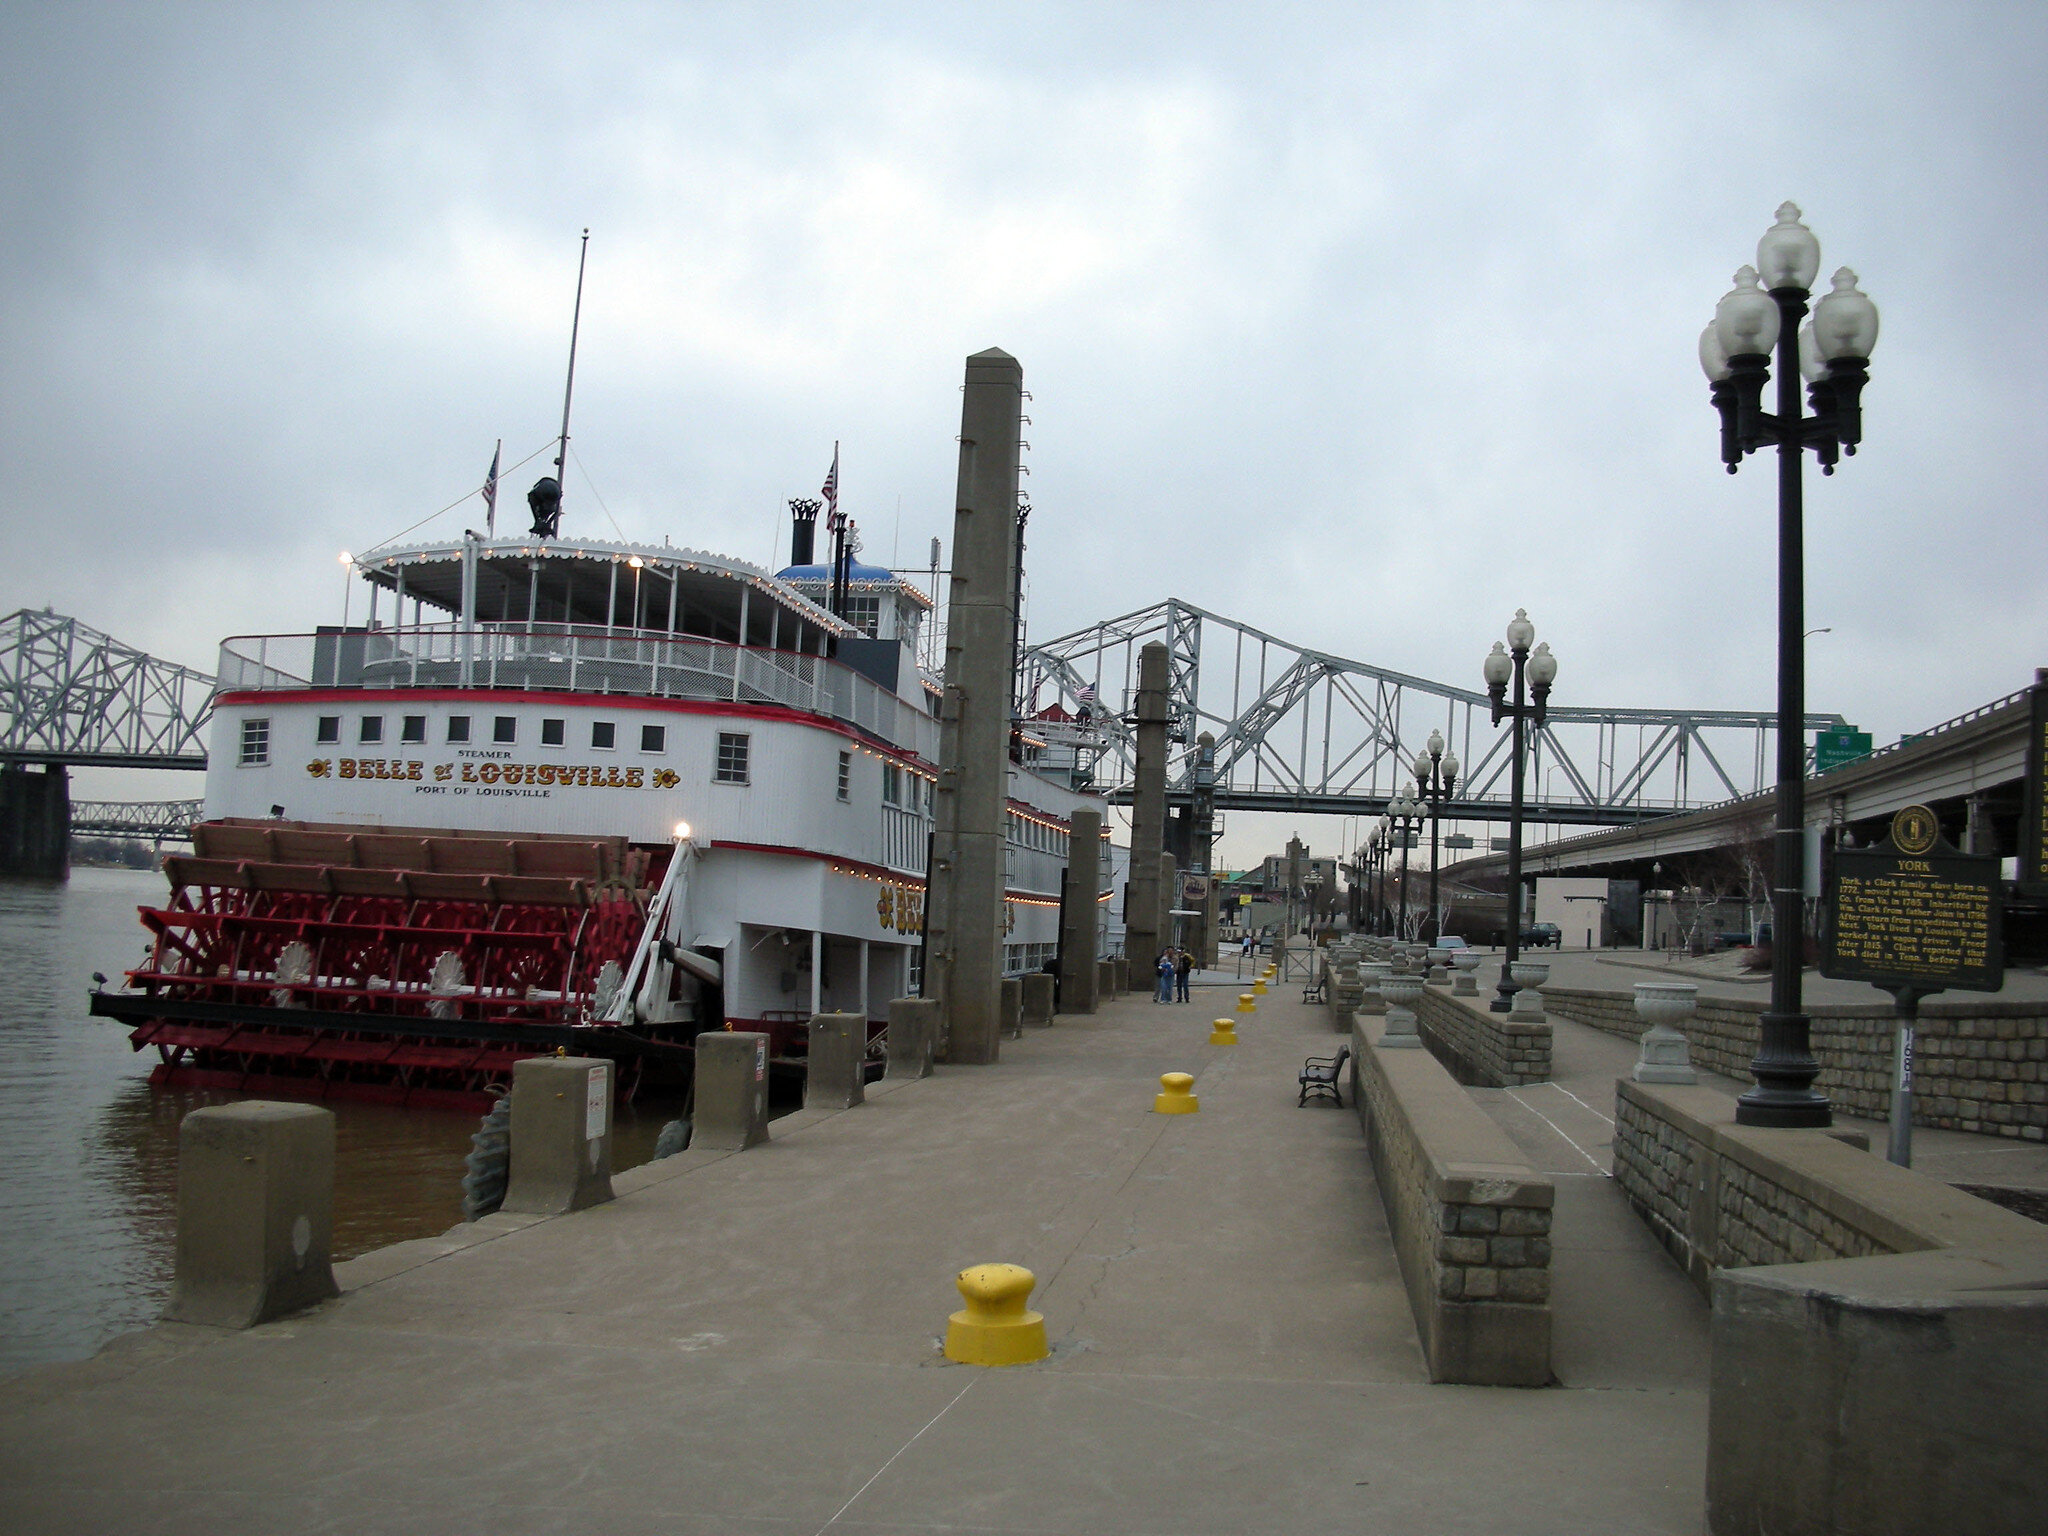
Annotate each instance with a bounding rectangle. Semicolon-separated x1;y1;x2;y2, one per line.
90;479;1106;1112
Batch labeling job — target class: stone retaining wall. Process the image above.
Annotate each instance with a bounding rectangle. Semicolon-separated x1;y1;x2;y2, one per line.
1413;984;1551;1087
1612;1076;2043;1292
1348;1016;1552;1386
1547;985;2048;1142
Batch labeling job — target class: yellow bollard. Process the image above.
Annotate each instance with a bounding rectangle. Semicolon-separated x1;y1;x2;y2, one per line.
1252;978;1267;995
1237;992;1256;1014
1153;1071;1199;1114
943;1263;1048;1366
1208;1018;1237;1045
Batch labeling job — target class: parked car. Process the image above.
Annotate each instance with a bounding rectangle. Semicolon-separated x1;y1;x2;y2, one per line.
1435;935;1471;957
1519;923;1562;948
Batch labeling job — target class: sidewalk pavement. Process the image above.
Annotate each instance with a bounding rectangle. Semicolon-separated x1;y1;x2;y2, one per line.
1;988;1714;1535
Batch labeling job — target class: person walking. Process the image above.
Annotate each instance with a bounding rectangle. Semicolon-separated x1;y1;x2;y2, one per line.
1155;948;1175;1003
1174;947;1193;1003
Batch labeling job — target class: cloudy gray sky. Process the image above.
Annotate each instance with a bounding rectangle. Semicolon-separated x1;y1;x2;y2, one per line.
6;2;2043;866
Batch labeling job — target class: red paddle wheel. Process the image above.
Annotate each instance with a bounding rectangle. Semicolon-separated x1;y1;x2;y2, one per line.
99;819;686;1112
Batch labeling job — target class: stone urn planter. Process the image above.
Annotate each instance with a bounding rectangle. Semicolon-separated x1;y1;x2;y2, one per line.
1377;973;1424;1048
1507;959;1550;1023
1451;950;1483;996
1357;960;1391;1017
1426;945;1452;983
1631;981;1699;1084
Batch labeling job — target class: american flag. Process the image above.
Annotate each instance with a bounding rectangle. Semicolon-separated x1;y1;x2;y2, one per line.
482;441;501;533
821;443;840;531
1077;683;1098;704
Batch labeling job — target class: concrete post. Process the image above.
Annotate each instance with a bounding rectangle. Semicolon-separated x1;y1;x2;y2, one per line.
0;763;69;879
164;1101;339;1328
1097;958;1116;999
500;1055;615;1215
1020;971;1054;1027
1284;836;1305;941
804;1012;867;1110
694;1031;772;1149
1111;955;1128;994
1190;731;1218;966
1125;641;1170;988
1158;851;1179;963
999;976;1023;1039
926;347;1023;1064
1057;807;1102;1013
886;997;939;1078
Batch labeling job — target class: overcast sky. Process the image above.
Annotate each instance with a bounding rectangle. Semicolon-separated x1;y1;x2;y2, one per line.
6;3;2043;867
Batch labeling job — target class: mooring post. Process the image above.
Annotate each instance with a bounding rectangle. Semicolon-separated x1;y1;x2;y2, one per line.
499;1055;615;1215
164;1101;339;1329
804;1012;867;1111
694;1031;773;1150
886;997;939;1079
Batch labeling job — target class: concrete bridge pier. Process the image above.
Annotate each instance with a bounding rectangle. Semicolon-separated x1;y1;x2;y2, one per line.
0;764;69;878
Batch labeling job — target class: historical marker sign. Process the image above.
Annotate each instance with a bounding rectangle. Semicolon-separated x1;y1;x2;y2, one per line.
1822;806;2004;993
2022;678;2048;897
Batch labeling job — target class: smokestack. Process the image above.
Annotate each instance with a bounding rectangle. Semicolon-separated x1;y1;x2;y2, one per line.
789;498;820;567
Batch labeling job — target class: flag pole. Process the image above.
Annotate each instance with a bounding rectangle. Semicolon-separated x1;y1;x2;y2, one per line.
555;229;591;522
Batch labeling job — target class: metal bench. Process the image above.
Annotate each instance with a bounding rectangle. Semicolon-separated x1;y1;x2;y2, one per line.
1297;1046;1350;1107
1302;976;1326;1004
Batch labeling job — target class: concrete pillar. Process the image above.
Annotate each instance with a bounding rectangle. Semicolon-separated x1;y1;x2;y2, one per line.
500;1055;615;1215
1020;971;1054;1027
0;763;69;879
1284;836;1305;940
694;1031;772;1149
1000;976;1023;1039
1057;807;1102;1013
1097;957;1116;999
1111;955;1128;994
886;997;939;1079
1125;641;1171;987
804;1012;867;1110
1158;851;1179;962
926;347;1023;1064
164;1101;339;1328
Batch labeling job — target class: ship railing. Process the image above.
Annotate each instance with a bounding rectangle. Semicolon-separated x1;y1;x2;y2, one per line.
880;804;929;875
218;624;938;756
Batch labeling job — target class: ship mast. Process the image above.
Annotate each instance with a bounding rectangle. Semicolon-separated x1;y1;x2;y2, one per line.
553;229;591;522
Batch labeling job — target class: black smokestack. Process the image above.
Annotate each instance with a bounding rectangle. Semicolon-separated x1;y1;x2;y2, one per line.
789;497;821;566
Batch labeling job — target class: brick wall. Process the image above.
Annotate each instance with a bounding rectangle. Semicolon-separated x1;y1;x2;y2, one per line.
1414;984;1552;1086
1349;1019;1552;1385
1546;986;2048;1142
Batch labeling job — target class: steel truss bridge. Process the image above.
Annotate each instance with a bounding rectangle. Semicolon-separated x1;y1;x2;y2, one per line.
70;799;203;840
1022;600;1845;826
1;609;214;770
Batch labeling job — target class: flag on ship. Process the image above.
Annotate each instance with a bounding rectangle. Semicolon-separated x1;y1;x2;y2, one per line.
482;440;501;534
821;443;840;531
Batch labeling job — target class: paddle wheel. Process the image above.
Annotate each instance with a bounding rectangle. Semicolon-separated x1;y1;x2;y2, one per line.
97;819;694;1112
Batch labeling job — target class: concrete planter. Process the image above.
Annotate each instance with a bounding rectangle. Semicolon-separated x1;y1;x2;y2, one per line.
1508;959;1549;1024
1451;950;1483;997
1631;981;1699;1084
1379;973;1424;1048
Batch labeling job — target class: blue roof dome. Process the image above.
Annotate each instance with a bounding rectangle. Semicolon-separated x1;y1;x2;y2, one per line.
776;560;900;585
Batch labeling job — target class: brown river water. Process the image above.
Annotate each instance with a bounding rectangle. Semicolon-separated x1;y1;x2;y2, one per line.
0;865;675;1376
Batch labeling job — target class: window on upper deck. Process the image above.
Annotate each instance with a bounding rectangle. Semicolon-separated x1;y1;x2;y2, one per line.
400;715;426;744
359;716;383;745
447;715;471;744
882;763;902;806
493;717;516;744
640;724;665;753
715;732;750;785
316;716;340;744
541;719;565;747
592;721;616;750
843;592;880;637
837;750;851;802
239;719;270;766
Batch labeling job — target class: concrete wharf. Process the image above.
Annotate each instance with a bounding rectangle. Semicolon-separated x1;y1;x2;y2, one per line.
3;971;2042;1534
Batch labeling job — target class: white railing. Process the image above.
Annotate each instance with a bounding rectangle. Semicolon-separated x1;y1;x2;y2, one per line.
218;624;938;757
881;804;929;874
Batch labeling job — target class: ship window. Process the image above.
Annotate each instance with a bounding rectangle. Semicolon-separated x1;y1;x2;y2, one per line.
541;719;565;747
447;715;471;744
239;718;270;766
316;716;340;744
493;716;517;744
400;715;426;744
843;592;880;637
640;724;665;753
882;763;902;805
359;716;384;744
715;732;750;784
592;721;616;750
837;750;851;802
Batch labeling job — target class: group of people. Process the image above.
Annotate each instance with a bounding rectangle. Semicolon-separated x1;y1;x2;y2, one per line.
1153;947;1196;1003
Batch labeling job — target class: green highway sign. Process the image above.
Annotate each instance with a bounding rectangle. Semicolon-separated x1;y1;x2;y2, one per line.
1814;727;1874;773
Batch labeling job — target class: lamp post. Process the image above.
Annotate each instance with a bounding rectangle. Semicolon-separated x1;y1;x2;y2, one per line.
1413;729;1460;942
1483;609;1557;1012
1701;203;1878;1130
1305;872;1324;938
1388;787;1422;941
1368;823;1388;935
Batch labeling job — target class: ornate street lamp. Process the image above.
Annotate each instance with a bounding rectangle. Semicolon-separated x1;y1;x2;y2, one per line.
1413;729;1460;943
1700;203;1878;1129
1484;610;1557;1012
1388;787;1423;941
